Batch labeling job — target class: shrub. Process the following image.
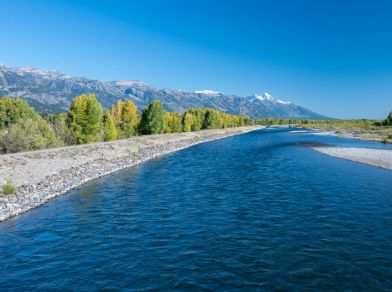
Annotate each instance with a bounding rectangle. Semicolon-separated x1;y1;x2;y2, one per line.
0;97;61;153
1;180;16;196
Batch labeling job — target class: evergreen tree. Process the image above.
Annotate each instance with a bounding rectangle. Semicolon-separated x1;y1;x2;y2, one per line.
67;94;103;144
138;100;165;135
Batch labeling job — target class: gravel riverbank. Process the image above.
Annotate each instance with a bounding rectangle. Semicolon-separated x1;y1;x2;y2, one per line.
0;126;260;222
313;147;392;171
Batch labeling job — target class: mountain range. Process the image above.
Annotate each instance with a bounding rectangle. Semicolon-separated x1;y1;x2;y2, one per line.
0;64;328;119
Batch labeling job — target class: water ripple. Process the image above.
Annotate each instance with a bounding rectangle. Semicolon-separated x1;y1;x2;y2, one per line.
1;128;392;290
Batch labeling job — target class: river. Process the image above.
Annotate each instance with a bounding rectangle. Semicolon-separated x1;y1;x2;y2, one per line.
1;128;392;290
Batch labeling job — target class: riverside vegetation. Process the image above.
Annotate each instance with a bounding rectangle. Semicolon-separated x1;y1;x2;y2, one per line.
1;94;391;156
255;113;392;143
0;95;253;154
1;180;16;196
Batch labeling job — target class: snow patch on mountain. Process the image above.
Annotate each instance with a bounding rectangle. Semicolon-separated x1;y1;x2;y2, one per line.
194;90;221;96
276;99;292;105
115;80;149;88
253;92;292;105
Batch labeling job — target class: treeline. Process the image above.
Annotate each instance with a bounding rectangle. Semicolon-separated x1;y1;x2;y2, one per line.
0;95;253;154
254;117;390;127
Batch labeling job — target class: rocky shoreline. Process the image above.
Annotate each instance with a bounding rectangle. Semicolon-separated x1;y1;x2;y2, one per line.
313;146;392;171
0;127;260;222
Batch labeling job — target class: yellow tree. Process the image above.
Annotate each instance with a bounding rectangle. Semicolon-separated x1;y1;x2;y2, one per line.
183;112;194;132
67;94;103;144
122;100;138;137
109;100;138;138
109;100;123;127
103;112;118;141
163;112;173;133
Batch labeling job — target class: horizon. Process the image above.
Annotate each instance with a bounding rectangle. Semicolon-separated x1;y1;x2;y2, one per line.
1;0;392;119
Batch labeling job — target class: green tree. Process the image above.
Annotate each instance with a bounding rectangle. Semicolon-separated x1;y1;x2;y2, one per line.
139;100;165;135
0;97;37;128
46;112;74;145
103;112;118;141
187;109;205;131
0;97;60;153
202;109;222;129
67;94;103;144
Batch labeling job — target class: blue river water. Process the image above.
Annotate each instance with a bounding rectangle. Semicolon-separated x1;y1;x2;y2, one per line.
1;128;392;290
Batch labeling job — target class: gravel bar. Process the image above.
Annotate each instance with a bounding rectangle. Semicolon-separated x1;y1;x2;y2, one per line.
313;147;392;171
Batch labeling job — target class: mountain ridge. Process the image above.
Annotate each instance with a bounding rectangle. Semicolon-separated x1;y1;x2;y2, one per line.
0;64;329;119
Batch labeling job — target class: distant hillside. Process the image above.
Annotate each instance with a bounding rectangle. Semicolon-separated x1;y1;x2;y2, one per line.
0;65;328;119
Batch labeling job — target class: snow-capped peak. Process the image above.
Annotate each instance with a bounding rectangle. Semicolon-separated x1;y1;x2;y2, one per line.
263;92;273;100
115;80;149;87
17;66;63;78
253;92;293;105
253;92;274;101
276;99;292;105
194;89;221;96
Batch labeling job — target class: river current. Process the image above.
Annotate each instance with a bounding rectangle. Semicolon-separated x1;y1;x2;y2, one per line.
1;128;392;290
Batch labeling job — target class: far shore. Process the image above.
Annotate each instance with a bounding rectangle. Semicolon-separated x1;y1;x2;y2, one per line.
307;127;391;143
0;126;261;222
313;146;392;171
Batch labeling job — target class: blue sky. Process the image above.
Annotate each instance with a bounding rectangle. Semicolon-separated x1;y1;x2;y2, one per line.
1;0;391;118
